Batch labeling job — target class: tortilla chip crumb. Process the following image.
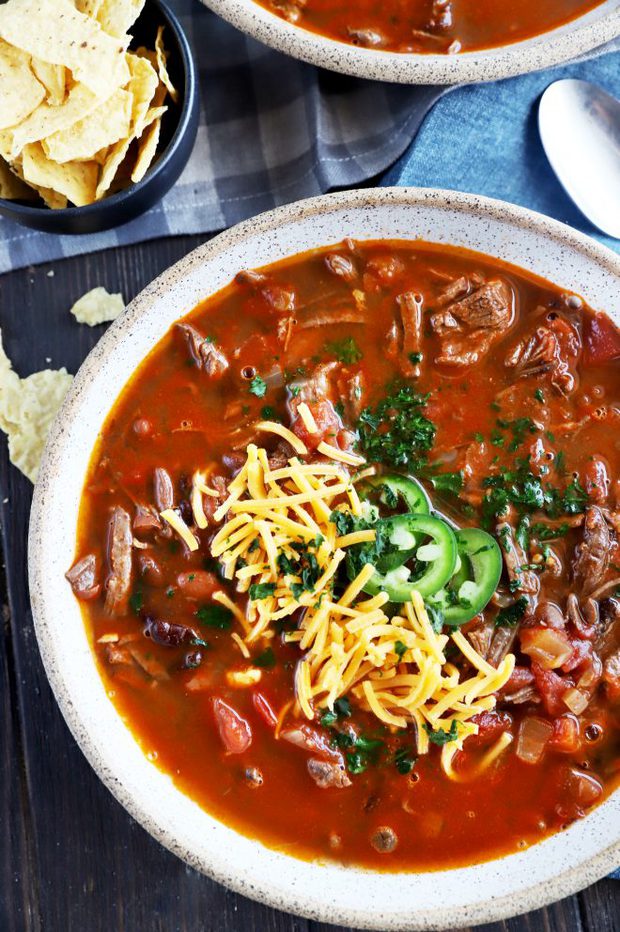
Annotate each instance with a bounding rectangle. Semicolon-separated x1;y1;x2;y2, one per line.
0;331;73;482
70;286;125;326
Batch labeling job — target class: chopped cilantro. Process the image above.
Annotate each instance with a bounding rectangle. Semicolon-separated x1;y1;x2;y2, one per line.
129;589;143;614
249;582;276;600
249;374;267;397
555;450;566;475
394;640;407;658
320;709;338;727
394;746;416;775
474;432;485;443
530;522;569;540
334;401;345;417
325;336;363;364
346;752;367;774
429;470;464;495
334;696;352;718
191;636;209;648
423;720;459;746
165;587;175;599
495;595;529;627
253;647;276;668
426;604;445;633
357;384;435;471
195;604;233;629
289;384;302;397
261;405;276;419
534;388;545;403
409;351;423;364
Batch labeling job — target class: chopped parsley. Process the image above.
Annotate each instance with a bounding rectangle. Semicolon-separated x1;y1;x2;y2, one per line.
409;351;423;364
426;604;445;634
423;720;459;746
249;374;267;397
249;582;276;600
325;336;363;364
357;384;436;471
195;604;233;629
481;459;587;527
534;388;545;403
260;405;276;419
495;595;529;627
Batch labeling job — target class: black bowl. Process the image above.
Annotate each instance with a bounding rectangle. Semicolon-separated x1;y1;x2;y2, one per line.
0;0;199;235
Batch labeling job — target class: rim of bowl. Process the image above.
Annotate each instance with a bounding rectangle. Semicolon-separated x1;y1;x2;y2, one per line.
199;0;619;85
29;187;620;930
0;0;197;220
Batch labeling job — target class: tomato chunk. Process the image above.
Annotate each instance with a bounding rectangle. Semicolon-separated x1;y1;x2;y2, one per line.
550;715;581;753
253;691;278;728
583;312;620;365
213;698;252;754
290;399;340;451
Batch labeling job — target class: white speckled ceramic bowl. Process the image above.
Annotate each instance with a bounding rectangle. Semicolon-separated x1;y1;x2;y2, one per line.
29;188;620;930
200;0;619;84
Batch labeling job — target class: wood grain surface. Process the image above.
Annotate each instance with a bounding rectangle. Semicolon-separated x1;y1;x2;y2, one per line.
1;236;618;932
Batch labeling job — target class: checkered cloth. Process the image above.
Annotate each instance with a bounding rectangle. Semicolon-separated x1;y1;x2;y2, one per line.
0;0;445;274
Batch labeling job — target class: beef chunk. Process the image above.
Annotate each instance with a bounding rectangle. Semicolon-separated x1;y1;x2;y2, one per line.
572;506;611;596
177;323;229;377
431;280;513;367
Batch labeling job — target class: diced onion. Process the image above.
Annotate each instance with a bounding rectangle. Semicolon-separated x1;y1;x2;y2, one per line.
520;627;573;670
516;716;553;764
563;687;589;715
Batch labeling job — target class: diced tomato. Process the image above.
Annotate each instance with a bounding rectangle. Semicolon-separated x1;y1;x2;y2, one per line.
531;662;572;716
561;637;592;674
253;691;278;728
176;570;220;601
583;312;620;366
550;715;581;754
467;710;513;748
212;698;252;754
291;399;341;451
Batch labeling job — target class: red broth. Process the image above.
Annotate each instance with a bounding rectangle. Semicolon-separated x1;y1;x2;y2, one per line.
71;240;620;870
254;0;606;54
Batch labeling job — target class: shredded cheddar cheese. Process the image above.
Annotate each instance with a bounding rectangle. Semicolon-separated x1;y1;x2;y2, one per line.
207;444;516;778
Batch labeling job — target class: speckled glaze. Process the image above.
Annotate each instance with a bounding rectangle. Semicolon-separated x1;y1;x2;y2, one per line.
29;189;620;930
199;0;619;84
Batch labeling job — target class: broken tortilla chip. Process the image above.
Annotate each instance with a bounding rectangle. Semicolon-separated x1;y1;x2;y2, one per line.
22;143;98;206
0;40;46;131
155;25;179;104
6;83;105;161
0;158;35;200
96;0;146;37
42;88;132;164
95;53;159;199
69;287;125;326
0;330;73;483
30;59;67;107
0;0;130;98
131;107;166;182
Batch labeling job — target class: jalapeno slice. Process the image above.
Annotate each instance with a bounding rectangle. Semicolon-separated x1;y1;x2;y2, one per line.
347;513;458;601
359;474;430;516
427;527;502;625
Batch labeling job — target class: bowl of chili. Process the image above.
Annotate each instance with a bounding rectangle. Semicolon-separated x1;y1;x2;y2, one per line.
199;0;619;84
29;187;620;928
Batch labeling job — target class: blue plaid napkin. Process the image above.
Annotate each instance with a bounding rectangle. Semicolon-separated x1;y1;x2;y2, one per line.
0;0;444;273
382;48;620;253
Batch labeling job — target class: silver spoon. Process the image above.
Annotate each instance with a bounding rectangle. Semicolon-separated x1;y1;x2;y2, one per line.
538;79;620;240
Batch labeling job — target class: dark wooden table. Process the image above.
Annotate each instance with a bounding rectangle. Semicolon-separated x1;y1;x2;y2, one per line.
1;235;618;932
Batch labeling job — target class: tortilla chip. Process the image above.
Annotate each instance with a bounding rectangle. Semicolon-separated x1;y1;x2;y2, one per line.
0;0;130;98
96;0;145;37
7;153;68;207
0;39;46;130
22;143;98;206
131;107;165;182
95;52;158;199
0;330;73;483
42;88;132;163
155;25;178;104
6;82;105;160
74;0;103;16
69;286;125;325
30;59;66;107
0;157;35;200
